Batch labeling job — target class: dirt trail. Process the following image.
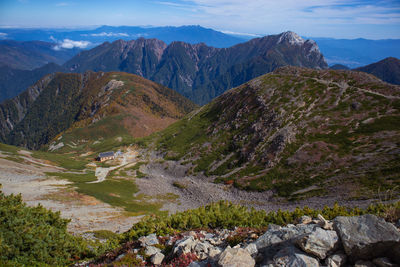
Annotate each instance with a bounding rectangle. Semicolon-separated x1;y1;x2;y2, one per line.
90;149;138;183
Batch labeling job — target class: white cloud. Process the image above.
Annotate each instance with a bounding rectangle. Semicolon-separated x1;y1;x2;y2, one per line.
56;2;69;7
219;30;262;37
52;39;91;50
90;32;129;37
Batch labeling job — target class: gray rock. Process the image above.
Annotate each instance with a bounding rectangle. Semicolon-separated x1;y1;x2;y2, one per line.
296;227;339;259
256;223;317;250
145;245;161;256
173;236;197;255
189;261;209;267
355;260;376;267
334;214;400;262
139;233;159;247
373;257;397;267
194;241;212;260
269;245;320;267
325;252;347;267
209;246;223;259
150;252;164;265
245;243;258;256
218;246;255;267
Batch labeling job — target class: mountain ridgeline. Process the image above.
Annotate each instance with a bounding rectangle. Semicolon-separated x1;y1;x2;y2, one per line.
64;31;328;104
153;66;400;199
356;57;400;85
0;72;196;150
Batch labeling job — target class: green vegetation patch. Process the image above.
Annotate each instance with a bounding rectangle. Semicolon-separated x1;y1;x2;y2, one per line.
46;171;97;183
0;189;90;266
124;200;400;241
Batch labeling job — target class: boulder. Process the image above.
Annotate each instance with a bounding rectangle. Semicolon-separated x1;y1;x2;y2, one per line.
145;246;161;257
334;214;400;263
139;233;159;247
325;252;347;267
150;252;164;265
296;227;339;259
255;223;317;250
217;246;255;267
269;245;320;267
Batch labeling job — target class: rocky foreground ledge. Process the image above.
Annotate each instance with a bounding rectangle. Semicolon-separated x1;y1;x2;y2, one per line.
86;214;400;266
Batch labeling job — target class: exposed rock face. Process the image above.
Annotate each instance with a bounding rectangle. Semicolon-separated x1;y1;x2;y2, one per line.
64;32;328;104
334;214;400;263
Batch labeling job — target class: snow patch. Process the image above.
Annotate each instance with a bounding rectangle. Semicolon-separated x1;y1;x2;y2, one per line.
278;31;304;45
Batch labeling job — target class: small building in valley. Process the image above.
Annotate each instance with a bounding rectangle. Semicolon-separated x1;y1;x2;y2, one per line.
97;151;115;162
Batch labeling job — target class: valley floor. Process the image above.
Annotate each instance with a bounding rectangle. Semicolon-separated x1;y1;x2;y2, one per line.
0;154;140;233
0;148;394;234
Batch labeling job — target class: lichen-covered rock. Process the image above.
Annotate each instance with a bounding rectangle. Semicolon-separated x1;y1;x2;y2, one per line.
334;214;400;263
217;246;255;267
296;227;339;259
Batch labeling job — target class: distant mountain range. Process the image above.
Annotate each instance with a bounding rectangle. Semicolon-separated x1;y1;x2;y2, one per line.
0;40;81;70
0;25;245;49
313;37;400;68
0;71;196;150
63;31;327;104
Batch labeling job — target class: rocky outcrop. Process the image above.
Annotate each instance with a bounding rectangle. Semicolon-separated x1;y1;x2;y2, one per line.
334;214;400;263
89;214;400;266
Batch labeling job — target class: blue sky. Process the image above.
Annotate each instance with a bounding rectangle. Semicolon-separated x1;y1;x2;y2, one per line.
0;0;399;39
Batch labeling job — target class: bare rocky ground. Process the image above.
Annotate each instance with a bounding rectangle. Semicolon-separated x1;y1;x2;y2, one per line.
136;151;389;214
0;155;140;234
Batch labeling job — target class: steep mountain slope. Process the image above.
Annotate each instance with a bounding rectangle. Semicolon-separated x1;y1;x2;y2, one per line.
0;71;196;149
152;66;400;199
0;63;66;102
355;57;400;85
64;31;328;104
0;40;80;70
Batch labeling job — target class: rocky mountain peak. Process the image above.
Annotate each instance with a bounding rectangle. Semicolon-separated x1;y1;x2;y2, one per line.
277;31;305;45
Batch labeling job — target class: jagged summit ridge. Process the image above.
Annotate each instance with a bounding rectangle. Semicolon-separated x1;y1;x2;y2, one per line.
64;31;328;104
277;31;305;45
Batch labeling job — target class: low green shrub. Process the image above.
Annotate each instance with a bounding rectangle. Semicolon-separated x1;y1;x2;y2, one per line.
0;189;91;266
